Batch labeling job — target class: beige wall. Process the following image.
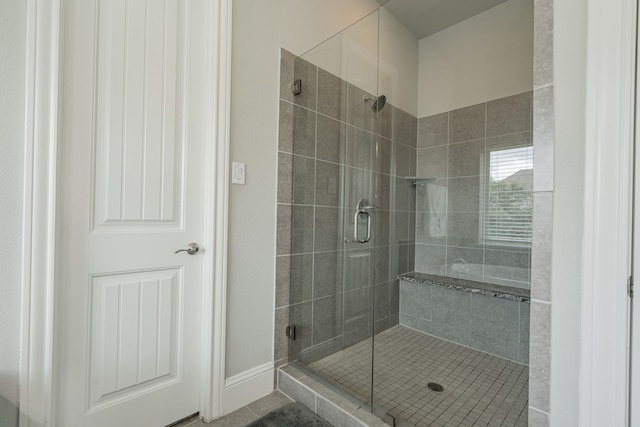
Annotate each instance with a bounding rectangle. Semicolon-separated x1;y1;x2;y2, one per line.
417;0;533;117
228;0;381;378
0;1;26;425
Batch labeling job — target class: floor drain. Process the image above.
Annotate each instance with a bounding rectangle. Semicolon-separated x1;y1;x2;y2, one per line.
427;382;444;392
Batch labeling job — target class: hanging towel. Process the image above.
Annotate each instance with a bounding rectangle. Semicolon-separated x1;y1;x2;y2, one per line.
427;183;447;238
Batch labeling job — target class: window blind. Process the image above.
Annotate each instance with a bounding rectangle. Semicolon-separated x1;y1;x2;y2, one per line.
484;146;533;243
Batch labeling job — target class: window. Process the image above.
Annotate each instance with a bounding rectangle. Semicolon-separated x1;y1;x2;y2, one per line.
484;146;533;243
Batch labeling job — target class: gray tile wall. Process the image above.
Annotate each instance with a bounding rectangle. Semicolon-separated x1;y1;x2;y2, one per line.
275;49;417;368
415;92;533;289
529;0;554;424
399;279;530;363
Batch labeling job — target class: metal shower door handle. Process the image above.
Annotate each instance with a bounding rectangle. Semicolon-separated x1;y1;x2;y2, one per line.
353;210;371;243
174;242;200;255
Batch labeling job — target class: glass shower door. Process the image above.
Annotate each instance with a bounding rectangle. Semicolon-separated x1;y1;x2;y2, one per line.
282;9;381;410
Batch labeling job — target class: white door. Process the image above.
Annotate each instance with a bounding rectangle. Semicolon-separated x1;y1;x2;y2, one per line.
55;1;210;425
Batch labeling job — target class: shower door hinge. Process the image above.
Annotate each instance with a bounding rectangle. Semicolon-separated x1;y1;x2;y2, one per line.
292;79;302;96
286;325;296;340
629;275;634;297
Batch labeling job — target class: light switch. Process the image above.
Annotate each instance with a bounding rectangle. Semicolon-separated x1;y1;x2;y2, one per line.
232;162;245;185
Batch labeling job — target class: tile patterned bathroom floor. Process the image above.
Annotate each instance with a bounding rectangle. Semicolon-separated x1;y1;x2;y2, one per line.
308;325;529;427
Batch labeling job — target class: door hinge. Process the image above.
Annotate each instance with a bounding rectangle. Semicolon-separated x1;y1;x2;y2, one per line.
629;275;634;297
285;325;296;340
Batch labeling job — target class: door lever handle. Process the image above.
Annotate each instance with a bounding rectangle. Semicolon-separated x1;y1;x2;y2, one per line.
175;242;200;255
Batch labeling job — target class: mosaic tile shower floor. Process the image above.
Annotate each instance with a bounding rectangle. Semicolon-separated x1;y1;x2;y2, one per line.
308;325;528;427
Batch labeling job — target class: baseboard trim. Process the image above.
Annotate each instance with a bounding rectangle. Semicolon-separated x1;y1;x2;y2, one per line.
219;362;274;416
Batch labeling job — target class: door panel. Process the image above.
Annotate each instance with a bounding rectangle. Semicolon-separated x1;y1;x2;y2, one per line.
93;0;184;230
87;268;181;412
56;1;207;425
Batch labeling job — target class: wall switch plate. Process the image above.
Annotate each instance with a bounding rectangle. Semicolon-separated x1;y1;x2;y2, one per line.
232;162;245;185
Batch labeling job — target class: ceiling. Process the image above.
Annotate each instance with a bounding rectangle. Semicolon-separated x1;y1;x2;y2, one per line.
379;0;509;39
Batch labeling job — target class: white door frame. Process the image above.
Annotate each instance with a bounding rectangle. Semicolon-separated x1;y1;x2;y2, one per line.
20;1;232;425
581;0;637;425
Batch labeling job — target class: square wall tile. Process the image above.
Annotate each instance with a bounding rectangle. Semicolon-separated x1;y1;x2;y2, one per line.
447;176;481;213
431;321;471;346
394;178;411;212
394;107;413;146
288;301;313;356
275;256;291;308
373;137;393;175
467;333;519;361
410;115;418;149
486;91;532;137
393;211;409;244
291;205;315;254
344;249;372;291
449;103;485;143
484;249;531;269
395;142;413;177
274;306;290;362
344;167;371;212
346;126;373;170
374;103;393;139
317;115;346;164
446;246;483;269
372;173;391;211
315;161;342;207
375;282;391;320
415;179;448;212
347;84;373;131
278;101;316;157
277;152;293;204
529;301;551;412
288;254;313;304
532;192;552;301
314;207;341;252
534;0;553;88
374;246;390;284
416;212;447;245
448;139;484;178
415;244;446;275
417;145;447;178
317;68;347;121
447;212;480;247
400;279;432;320
418;112;448;148
292;155;316;205
313;294;344;344
372;209;390;247
533;85;554;192
520;302;531;345
469;293;519;342
343;286;373;333
314;251;344;298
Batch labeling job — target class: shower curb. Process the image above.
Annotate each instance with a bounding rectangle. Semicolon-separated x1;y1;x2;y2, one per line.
277;364;389;427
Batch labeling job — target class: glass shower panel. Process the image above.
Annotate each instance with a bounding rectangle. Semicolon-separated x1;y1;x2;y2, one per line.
284;10;381;409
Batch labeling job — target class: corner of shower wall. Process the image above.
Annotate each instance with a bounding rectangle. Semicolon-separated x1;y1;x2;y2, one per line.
273;47;418;369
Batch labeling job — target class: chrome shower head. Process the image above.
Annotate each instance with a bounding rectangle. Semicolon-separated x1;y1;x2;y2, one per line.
363;94;387;112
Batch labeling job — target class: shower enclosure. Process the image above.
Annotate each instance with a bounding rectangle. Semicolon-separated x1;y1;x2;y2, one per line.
276;1;533;426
